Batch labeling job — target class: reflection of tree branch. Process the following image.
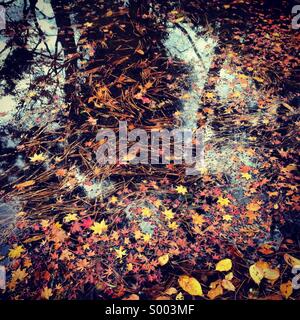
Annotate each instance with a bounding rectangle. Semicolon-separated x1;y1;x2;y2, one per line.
31;8;54;58
174;22;207;72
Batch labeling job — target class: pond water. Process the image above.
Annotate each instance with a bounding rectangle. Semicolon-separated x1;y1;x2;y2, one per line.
0;0;296;259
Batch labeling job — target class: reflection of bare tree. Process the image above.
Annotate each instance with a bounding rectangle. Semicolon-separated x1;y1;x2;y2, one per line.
0;0;53;94
51;0;78;117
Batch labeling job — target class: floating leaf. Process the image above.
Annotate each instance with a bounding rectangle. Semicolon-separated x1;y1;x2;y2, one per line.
249;264;264;285
158;254;169;266
164;287;177;295
178;275;203;296
222;279;235;291
23;235;44;244
41;287;53;300
175;292;184;300
207;283;223;300
29;153;47;163
284;253;300;268
263;268;280;283
280;281;293;299
216;258;232;272
8;245;25;259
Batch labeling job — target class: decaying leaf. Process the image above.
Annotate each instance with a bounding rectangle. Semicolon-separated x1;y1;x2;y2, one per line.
284;254;300;268
280;281;293;299
207;281;223;300
14;180;36;190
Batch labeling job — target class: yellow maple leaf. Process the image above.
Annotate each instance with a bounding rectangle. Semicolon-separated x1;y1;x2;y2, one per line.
153;199;162;207
40;219;50;228
29;153;47;163
163;209;174;220
9;245;25;259
115;246;127;259
253;76;264;83
223;214;233;221
192;213;205;226
206;92;214;99
11;268;28;282
168;221;179;230
246;201;261;212
90;220;108;235
134;229;142;240
64;213;78;223
110;196;118;204
241;172;252;180
158;254;169;266
41;287;53;300
141;207;152;217
143;233;151;243
217;196;230;206
181;93;190;99
175;185;188;195
215;258;232;272
178;275;203;296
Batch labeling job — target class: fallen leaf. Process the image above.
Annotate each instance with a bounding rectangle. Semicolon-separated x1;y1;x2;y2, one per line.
280;281;293;299
14;180;36;190
123;294;140;300
23;235;44;244
216;258;232;272
8;245;25;259
249;264;264;285
155;295;171;300
246;201;261;212
41;287;53;300
90;220;108;235
164;287;177;295
175;292;184;300
222;279;235;291
29;153;47;163
284;253;300;268
178;275;203;296
158;254;169;266
176;185;188;195
207;283;223;300
217;197;230;207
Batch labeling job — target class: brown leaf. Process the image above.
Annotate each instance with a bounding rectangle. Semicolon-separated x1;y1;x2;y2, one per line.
14;180;36;190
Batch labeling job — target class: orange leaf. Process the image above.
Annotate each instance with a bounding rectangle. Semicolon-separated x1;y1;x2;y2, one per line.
280;281;293;299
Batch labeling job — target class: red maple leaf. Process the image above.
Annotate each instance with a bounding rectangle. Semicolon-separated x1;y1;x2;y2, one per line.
82;217;93;229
